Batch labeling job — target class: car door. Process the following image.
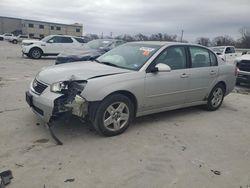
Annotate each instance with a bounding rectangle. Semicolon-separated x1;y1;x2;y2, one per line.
224;47;237;63
185;46;219;103
144;46;189;111
44;36;74;54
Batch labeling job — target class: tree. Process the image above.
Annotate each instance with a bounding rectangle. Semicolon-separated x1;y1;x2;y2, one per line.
212;35;235;46
134;33;149;41
163;33;177;41
196;37;211;46
238;27;250;48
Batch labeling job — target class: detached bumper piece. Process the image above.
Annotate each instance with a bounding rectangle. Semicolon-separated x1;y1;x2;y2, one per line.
0;170;13;188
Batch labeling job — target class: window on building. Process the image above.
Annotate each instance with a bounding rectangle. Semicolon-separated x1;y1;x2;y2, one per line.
51;26;54;30
39;25;44;29
28;24;34;28
56;26;61;31
40;34;45;39
29;33;34;38
76;28;80;32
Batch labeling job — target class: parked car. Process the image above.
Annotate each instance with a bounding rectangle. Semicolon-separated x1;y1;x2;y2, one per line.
211;46;241;63
26;42;237;136
235;51;250;85
21;35;86;59
55;39;125;65
8;35;29;44
0;33;14;41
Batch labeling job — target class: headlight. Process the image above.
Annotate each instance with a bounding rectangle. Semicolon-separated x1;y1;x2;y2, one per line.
51;81;68;92
50;80;87;93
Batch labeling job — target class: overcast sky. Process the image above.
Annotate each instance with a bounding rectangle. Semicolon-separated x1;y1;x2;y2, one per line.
0;0;249;41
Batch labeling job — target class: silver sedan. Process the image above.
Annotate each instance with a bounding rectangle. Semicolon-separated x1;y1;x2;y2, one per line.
26;42;237;136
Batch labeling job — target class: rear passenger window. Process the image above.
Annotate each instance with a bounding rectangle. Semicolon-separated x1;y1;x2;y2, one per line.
154;46;187;70
61;37;73;43
209;52;218;66
74;37;85;43
190;47;210;68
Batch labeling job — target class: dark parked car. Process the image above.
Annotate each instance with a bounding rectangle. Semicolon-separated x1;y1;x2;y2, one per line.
235;52;250;85
55;39;125;65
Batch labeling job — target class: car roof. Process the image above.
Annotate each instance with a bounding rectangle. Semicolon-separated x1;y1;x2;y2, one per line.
130;41;206;48
49;34;83;38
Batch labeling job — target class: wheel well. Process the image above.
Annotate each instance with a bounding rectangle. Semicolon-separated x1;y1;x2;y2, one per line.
216;81;226;92
108;90;138;117
29;47;43;55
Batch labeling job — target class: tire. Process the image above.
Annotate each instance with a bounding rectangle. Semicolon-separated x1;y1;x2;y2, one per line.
12;40;17;44
93;94;134;136
29;48;42;59
205;84;225;111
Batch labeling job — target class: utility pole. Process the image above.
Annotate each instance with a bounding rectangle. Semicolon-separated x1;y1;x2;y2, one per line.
101;32;103;39
180;30;184;42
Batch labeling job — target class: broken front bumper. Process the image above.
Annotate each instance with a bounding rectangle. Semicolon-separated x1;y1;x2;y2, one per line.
26;88;63;122
26;86;88;122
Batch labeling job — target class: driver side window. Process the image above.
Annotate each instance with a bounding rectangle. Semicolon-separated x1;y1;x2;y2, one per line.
153;46;187;70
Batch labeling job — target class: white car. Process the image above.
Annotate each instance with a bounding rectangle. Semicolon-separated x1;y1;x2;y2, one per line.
9;35;29;44
211;46;241;63
0;33;14;41
21;35;85;59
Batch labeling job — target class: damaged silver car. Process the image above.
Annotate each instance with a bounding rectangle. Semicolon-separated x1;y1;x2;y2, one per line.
26;42;237;136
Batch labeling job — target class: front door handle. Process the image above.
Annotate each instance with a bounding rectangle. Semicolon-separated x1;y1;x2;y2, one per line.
180;73;189;78
210;70;216;75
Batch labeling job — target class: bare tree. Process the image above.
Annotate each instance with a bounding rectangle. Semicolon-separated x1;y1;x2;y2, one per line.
134;33;149;41
196;37;211;46
163;33;177;41
212;35;235;46
238;27;250;48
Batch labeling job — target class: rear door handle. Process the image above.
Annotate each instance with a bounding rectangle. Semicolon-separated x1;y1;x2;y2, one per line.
180;73;189;78
210;70;216;75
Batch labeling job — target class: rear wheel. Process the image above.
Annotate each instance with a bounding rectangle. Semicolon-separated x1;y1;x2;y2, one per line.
12;40;17;44
205;84;225;111
29;48;42;59
93;94;134;136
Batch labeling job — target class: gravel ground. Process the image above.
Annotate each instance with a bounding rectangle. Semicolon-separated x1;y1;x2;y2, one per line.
0;41;250;188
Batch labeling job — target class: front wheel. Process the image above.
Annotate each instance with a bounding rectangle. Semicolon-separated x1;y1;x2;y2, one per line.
12;40;18;44
29;48;42;59
205;84;225;111
93;94;134;136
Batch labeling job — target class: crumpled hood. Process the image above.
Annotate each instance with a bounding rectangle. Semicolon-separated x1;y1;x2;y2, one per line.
59;48;101;57
37;61;130;84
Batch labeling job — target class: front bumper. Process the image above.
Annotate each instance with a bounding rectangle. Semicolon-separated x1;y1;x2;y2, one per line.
237;70;250;84
26;80;89;122
26;86;63;122
21;45;30;54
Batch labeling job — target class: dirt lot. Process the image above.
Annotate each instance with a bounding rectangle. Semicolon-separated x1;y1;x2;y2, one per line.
0;41;250;188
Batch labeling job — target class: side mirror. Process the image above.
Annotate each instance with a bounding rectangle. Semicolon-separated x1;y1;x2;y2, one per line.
151;63;171;73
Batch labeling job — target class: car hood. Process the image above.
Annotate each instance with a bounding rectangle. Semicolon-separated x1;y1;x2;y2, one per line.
37;61;131;84
22;39;42;44
236;54;250;61
58;48;102;58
